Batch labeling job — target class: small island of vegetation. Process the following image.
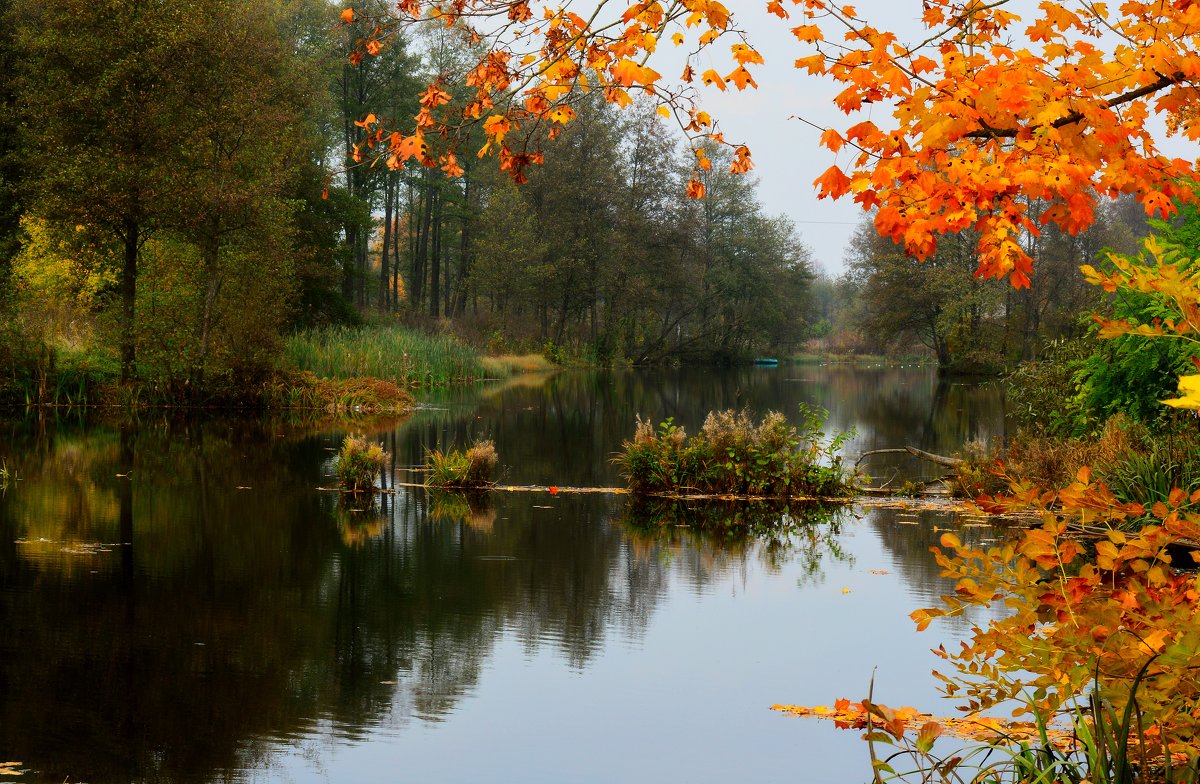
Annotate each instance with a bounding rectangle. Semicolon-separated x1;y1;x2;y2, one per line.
617;407;855;500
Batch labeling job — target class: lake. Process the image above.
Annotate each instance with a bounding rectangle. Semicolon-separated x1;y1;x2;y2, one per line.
0;365;1009;783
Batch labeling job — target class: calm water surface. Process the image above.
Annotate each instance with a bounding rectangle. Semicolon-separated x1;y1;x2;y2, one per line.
0;366;1007;783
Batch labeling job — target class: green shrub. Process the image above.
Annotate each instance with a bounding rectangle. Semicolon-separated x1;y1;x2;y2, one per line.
1005;336;1095;436
425;439;499;488
335;434;389;492
1103;425;1200;521
616;406;856;499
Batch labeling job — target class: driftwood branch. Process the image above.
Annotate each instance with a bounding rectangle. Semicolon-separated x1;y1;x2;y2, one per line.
856;446;963;469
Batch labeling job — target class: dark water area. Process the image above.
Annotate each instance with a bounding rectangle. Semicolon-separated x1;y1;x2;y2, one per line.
0;365;1007;783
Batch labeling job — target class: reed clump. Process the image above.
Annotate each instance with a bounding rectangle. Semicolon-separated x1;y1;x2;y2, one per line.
617;406;856;499
425;439;499;489
283;324;490;387
336;434;389;492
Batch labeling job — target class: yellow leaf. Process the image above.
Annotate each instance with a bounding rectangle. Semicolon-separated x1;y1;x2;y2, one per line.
700;69;726;90
1163;374;1200;409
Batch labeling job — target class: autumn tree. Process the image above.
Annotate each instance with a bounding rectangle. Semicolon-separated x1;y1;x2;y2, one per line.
11;0;201;383
164;0;322;389
338;0;1200;288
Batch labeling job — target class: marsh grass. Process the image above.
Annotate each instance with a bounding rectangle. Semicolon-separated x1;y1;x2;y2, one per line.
268;372;414;413
617;406;856;499
336;434;390;492
284;325;490;387
425;439;499;488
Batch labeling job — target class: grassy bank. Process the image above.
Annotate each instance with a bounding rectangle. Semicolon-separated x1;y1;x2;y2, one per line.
952;415;1200;522
283;324;491;387
788;352;934;365
2;323;541;408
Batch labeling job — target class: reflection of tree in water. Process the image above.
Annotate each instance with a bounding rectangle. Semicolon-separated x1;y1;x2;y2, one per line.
0;421;674;782
621;498;855;589
0;368;1012;783
0;418;341;783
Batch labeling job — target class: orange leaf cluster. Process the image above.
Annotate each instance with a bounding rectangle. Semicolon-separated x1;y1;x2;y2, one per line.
343;0;762;190
798;0;1200;286
914;467;1200;758
772;700;1074;747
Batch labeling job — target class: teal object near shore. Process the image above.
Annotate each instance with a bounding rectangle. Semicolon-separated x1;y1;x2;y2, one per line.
753;357;779;366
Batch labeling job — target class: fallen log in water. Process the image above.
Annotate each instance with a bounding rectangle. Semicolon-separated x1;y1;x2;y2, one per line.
855;446;963;469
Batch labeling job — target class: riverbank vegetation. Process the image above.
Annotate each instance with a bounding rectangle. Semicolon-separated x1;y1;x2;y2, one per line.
617;407;856;500
283;324;489;388
949;203;1200;523
805;200;1153;375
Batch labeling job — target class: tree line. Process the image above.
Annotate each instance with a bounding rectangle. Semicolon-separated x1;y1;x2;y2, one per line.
0;0;820;403
808;197;1152;374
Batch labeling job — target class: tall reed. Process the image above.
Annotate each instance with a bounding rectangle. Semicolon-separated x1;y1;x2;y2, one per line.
283;325;491;387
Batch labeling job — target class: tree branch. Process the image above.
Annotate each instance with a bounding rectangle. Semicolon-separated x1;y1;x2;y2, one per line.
965;71;1186;139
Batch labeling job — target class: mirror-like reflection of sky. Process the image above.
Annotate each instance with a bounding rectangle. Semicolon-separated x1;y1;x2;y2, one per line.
0;366;1007;783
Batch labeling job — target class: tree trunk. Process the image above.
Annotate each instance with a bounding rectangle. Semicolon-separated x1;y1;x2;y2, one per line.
429;189;441;320
342;224;357;301
120;217;140;385
380;175;393;310
454;157;472;316
194;223;223;393
412;173;433;311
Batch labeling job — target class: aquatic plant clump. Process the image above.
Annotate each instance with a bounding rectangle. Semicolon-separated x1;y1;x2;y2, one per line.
336;434;389;492
425;439;499;488
617;407;856;499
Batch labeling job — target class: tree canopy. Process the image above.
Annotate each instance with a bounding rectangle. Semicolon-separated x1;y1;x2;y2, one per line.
345;0;1200;287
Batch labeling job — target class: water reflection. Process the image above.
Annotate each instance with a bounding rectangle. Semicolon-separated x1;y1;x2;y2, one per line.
399;366;1006;488
622;498;854;585
0;367;1007;784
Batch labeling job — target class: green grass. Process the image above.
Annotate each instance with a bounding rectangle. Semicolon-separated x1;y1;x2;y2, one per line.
283;324;492;387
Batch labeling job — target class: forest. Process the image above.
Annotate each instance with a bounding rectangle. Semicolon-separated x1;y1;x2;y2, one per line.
0;0;826;405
